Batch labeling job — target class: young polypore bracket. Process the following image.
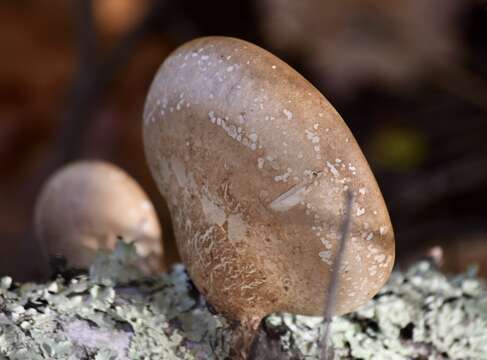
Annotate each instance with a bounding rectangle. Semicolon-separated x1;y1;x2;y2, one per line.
143;37;394;323
35;160;163;274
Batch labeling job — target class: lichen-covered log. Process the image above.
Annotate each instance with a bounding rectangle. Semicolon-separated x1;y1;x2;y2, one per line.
1;242;486;359
0;242;231;360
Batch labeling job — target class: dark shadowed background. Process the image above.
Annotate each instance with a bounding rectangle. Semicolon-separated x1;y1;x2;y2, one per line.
1;0;486;280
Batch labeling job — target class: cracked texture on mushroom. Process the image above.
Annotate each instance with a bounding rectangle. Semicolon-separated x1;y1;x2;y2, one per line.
143;36;395;320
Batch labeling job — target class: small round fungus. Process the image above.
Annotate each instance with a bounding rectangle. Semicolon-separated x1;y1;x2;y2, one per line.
143;37;394;323
35;160;163;273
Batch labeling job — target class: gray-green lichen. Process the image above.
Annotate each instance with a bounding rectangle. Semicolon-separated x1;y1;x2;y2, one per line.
1;242;487;359
0;242;231;360
265;262;487;360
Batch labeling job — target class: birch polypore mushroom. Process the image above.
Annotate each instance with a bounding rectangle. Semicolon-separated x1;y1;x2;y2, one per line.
35;160;163;273
143;37;394;322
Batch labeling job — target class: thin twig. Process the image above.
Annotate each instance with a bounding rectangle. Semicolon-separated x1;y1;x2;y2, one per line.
320;190;354;360
390;153;487;216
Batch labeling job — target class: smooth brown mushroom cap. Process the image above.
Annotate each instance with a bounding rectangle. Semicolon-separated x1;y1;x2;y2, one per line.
35;160;163;273
143;37;394;320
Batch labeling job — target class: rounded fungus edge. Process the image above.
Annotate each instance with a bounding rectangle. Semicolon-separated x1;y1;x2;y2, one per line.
34;160;163;274
143;36;395;322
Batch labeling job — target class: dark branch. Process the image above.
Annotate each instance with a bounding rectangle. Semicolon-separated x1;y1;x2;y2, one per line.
55;0;174;166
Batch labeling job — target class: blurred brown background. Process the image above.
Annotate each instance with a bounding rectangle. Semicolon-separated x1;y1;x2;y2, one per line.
1;0;486;280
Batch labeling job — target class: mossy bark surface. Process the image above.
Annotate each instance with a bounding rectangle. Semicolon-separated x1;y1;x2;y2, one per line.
1;242;486;359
